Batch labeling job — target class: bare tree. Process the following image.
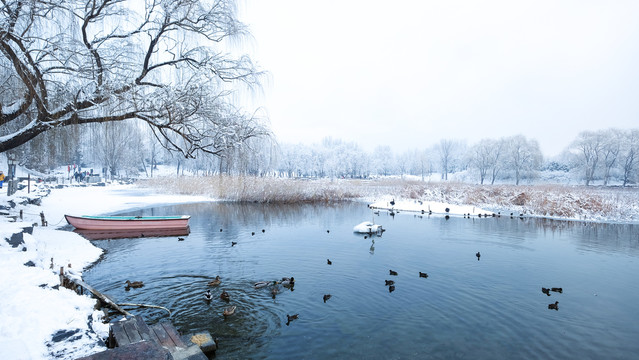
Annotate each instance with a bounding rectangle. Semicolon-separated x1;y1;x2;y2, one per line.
439;139;454;180
571;131;604;186
601;129;622;186
620;129;639;187
504;135;542;185
0;0;269;156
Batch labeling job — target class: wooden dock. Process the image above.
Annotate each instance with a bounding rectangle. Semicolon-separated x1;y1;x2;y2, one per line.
60;273;214;359
78;316;211;360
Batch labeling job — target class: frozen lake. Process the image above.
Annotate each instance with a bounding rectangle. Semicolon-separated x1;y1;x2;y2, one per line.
82;202;639;359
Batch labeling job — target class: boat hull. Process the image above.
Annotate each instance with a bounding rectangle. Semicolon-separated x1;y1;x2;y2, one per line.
65;215;190;230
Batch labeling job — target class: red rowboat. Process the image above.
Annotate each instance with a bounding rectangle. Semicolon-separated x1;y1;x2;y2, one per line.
65;215;190;231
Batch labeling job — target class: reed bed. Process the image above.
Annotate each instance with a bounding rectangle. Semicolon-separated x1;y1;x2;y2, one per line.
138;176;639;223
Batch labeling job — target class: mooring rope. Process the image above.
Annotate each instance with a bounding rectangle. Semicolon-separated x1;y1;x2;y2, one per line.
117;303;172;316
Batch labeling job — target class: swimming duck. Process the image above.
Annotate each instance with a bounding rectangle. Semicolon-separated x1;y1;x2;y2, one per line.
280;277;295;287
542;287;551;296
476;252;481;260
220;290;230;302
223;305;236;317
262;229;265;233
388;285;395;293
208;276;221;286
327;259;332;265
178;237;185;241
548;301;559;310
252;232;255;236
389;270;398;276
286;314;299;325
385;280;395;286
551;287;563;293
125;280;144;288
205;290;213;301
231;241;237;246
419;272;429;278
323;294;331;303
271;286;279;299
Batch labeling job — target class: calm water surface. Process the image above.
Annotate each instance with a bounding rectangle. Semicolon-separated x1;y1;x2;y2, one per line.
82;202;639;359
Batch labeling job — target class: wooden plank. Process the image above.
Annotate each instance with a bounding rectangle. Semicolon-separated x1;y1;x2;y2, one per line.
109;322;131;347
149;323;175;349
76;340;171;360
122;319;143;344
133;316;161;344
64;275;131;316
160;321;187;347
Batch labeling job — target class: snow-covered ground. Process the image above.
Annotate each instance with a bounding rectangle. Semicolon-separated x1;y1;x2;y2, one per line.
0;182;211;360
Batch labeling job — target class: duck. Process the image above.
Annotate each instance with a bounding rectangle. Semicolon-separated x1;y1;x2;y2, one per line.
419;272;429;278
223;305;236;317
389;270;398;276
254;280;277;289
476;252;481;260
262;229;265;233
548;301;559;310
542;287;551;296
323;294;331;303
125;280;144;288
280;277;295;287
178;237;185;241
220;290;230;302
208;276;221;287
551;287;563;293
271;287;279;299
231;241;237;246
286;314;299;325
252;232;255;236
388;285;395;293
205;290;213;301
327;259;332;265
385;280;395;286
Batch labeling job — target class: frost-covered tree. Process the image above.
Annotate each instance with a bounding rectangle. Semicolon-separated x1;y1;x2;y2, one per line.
438;139;454;180
600;129;622;186
372;145;394;176
471;138;505;184
0;0;269;157
571;130;604;186
620;129;639;187
504;135;542;185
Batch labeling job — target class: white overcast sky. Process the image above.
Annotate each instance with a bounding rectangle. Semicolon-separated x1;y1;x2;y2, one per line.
239;0;639;156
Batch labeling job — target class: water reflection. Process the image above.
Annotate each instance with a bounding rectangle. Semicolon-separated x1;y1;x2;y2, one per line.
74;227;190;240
82;202;639;360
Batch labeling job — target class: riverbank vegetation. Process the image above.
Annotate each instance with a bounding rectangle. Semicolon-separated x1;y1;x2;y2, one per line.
140;176;639;223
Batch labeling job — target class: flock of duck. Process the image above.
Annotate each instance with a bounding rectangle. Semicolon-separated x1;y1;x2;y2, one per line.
201;272;298;325
542;287;563;310
211;228;299;324
123;213;562;334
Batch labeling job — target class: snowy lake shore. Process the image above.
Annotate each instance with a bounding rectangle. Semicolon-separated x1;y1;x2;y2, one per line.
142;176;639;224
0;178;637;359
0;183;210;360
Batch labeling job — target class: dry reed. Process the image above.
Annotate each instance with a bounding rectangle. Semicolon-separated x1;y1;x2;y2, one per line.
138;176;639;222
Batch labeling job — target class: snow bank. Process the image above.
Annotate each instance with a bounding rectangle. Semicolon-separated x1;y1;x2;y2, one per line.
0;182;211;360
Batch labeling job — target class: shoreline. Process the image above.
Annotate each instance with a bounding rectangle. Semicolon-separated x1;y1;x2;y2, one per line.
1;180;637;359
0;183;211;360
141;176;639;224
